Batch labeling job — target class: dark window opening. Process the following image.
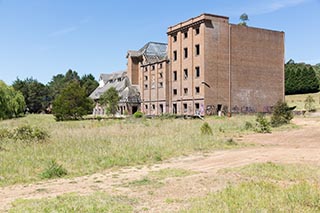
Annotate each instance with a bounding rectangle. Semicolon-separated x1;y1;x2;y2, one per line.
184;31;188;39
195;66;200;78
183;103;188;112
184;48;188;59
184;88;188;95
159;104;164;114
195;28;200;35
173;71;177;81
184;69;188;80
173;104;177;114
195;44;200;56
173;50;177;61
195;86;200;94
173;89;177;95
173;35;177;42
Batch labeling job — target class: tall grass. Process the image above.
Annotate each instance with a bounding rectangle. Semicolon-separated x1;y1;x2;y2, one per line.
185;163;320;212
0;114;254;186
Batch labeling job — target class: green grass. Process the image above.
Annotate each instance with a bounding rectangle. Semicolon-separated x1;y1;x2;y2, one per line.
184;163;320;212
223;162;320;182
184;181;320;213
9;192;134;213
286;92;320;110
0;114;254;187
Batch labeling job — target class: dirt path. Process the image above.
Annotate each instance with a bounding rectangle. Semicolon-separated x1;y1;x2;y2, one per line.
1;117;320;212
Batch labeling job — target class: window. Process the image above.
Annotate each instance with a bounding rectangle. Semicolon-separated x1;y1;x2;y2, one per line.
151;65;155;70
183;69;188;80
159;72;163;79
173;35;177;42
173;104;177;114
152;104;155;110
195;66;200;78
158;82;163;88
144;76;148;81
195;86;200;94
159;63;163;69
195;103;200;110
144;67;148;72
184;88;188;95
144;84;148;89
183;103;188;112
184;48;188;59
173;89;177;95
145;104;148;110
173;50;177;61
184;31;188;39
159;104;164;114
195;28;200;35
173;71;177;81
195;44;200;56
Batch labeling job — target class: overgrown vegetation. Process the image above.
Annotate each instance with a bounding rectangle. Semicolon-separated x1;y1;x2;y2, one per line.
40;159;68;179
271;101;294;127
0;114;253;187
99;87;120;116
304;95;316;112
186;163;320;212
52;81;93;121
10;192;134;213
0;81;25;120
200;122;213;135
133;111;143;118
254;113;271;133
0;125;49;143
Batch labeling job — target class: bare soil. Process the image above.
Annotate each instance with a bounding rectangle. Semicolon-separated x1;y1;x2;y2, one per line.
1;116;320;212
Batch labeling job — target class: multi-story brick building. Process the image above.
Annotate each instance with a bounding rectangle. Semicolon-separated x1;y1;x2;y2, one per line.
92;13;284;116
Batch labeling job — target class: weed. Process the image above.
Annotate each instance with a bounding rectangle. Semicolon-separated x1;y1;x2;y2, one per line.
244;121;253;130
200;122;213;135
40;159;68;179
271;101;293;127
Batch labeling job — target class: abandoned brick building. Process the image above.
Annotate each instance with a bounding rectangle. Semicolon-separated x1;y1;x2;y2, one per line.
91;13;284;116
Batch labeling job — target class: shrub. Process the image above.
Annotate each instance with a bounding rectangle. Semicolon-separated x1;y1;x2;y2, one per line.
40;159;68;179
12;125;49;142
0;128;11;140
255;113;271;133
200;122;213;135
304;95;316;112
133;111;143;118
271;101;293;127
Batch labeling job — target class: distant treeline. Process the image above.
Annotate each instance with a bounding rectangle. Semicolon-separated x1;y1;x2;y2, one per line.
285;59;320;95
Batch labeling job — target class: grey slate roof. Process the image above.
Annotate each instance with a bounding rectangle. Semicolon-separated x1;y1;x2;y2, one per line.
127;42;168;65
89;71;140;104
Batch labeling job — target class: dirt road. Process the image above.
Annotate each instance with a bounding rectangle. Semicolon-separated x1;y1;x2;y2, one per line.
1;117;319;212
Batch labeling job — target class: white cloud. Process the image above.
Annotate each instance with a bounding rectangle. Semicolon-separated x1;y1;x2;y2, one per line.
49;26;78;37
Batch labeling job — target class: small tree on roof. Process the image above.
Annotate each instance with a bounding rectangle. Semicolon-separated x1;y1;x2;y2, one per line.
239;13;249;26
99;87;120;117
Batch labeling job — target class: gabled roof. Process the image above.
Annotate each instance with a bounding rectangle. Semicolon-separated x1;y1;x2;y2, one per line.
127;42;168;65
89;71;140;104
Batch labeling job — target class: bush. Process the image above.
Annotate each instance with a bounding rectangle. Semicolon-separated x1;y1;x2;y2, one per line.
12;125;49;142
255;113;271;133
40;159;68;179
200;122;213;135
0;128;11;140
133;111;143;118
271;101;293;127
304;95;316;112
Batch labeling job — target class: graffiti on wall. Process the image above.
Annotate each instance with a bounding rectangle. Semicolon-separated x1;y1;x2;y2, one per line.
232;105;256;113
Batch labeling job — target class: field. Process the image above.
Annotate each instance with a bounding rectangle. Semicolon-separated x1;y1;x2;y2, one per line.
1;106;320;212
286;91;320;110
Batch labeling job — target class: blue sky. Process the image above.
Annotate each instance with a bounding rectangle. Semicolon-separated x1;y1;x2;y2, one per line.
0;0;319;85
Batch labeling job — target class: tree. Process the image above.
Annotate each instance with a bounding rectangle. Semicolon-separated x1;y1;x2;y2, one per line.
99;87;120;116
270;101;293;127
0;80;26;119
12;78;49;113
80;74;99;96
52;81;93;121
239;13;249;26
